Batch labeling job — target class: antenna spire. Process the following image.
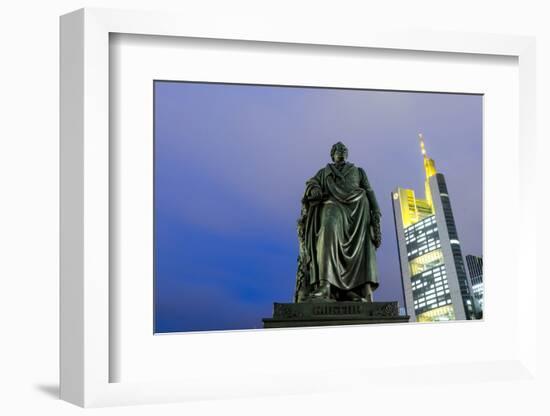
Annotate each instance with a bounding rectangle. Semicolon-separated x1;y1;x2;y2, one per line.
418;133;437;180
419;133;427;156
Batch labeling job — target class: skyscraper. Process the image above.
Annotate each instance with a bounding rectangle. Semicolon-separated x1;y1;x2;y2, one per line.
466;255;483;311
392;134;477;322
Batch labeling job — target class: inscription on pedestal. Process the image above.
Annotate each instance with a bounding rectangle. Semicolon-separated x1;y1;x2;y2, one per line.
265;301;405;328
312;304;364;316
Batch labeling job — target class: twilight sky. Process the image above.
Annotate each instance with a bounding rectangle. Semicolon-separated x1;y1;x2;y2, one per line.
154;81;482;333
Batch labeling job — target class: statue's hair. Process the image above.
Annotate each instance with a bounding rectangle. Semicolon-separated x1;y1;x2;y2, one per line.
330;142;348;161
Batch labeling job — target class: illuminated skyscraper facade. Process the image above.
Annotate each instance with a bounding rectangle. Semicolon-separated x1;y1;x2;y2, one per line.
466;255;483;311
392;134;477;322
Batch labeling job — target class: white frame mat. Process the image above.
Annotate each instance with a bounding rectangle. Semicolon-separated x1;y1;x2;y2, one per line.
60;8;537;408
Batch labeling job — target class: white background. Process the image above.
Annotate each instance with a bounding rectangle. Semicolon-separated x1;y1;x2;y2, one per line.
1;1;548;415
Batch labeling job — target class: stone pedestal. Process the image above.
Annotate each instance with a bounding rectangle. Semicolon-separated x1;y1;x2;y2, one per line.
262;301;409;328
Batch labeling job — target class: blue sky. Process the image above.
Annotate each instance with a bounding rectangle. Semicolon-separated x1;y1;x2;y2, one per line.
154;81;482;333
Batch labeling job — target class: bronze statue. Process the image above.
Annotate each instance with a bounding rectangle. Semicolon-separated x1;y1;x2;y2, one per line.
295;142;382;303
263;143;407;328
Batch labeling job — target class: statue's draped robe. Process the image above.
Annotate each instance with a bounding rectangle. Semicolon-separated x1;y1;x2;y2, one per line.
296;162;380;299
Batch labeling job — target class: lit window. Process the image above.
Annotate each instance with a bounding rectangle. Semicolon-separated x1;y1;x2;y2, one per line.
416;305;456;322
409;249;445;275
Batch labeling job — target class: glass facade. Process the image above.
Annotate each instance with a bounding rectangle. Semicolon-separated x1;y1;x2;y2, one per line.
404;216;454;319
466;255;484;310
472;283;483;309
436;173;475;319
417;305;455;322
392;134;479;322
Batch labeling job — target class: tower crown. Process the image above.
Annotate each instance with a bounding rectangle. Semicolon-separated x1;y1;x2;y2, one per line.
419;133;437;180
418;133;436;212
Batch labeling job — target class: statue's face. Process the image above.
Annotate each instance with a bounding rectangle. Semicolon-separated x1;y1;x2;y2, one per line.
332;147;348;163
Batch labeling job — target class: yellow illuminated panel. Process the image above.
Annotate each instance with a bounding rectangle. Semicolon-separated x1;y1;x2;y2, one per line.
409;249;444;275
417;305;456;322
424;157;437;179
420;134;437;208
396;188;434;228
395;134;438;228
397;188;416;228
415;199;433;217
418;133;437;176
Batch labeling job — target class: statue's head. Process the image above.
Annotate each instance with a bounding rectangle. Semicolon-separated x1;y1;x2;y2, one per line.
330;142;348;163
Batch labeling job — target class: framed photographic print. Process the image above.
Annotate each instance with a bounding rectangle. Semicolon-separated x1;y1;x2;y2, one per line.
152;80;481;333
60;7;537;408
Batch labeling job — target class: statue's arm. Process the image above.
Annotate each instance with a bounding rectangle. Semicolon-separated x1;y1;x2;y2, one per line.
304;168;325;202
359;167;382;248
359;168;381;215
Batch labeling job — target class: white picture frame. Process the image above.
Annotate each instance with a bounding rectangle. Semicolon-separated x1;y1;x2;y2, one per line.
60;7;538;408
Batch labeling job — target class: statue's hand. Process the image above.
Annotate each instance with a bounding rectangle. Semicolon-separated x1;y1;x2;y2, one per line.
309;187;323;201
373;232;382;248
371;212;382;248
373;227;382;248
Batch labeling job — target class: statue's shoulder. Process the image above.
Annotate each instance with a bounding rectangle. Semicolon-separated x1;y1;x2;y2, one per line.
354;165;370;183
306;166;326;186
316;165;331;178
342;162;359;176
